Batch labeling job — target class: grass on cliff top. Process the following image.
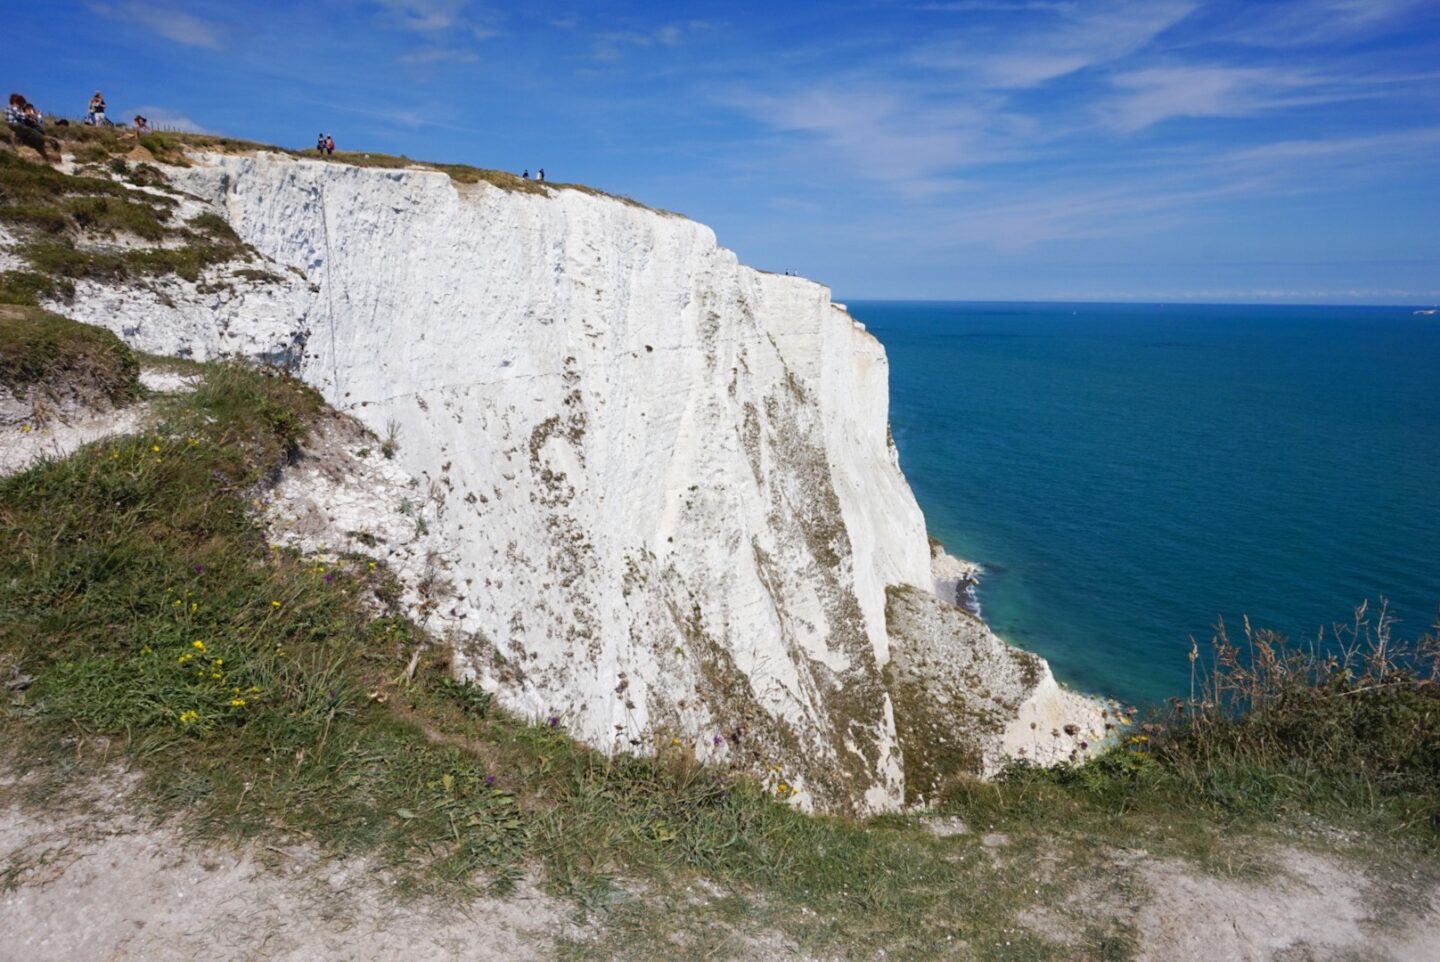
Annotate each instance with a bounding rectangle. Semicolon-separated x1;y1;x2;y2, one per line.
1;317;1437;960
0;147;258;300
293;146;664;211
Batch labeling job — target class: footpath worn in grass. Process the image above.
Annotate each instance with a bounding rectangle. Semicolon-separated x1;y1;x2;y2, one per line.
1;342;1436;959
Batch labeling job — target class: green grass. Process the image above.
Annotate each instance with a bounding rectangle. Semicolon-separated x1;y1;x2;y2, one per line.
0;270;73;306
0;145;251;293
0;304;139;402
2;318;1436;960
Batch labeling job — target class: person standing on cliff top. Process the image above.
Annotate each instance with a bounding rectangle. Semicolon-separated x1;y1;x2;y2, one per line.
87;91;107;126
317;133;326;154
538;168;545;182
522;169;530;179
325;135;335;156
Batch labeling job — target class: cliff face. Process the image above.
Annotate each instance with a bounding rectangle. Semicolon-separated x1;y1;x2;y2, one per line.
43;151;1102;811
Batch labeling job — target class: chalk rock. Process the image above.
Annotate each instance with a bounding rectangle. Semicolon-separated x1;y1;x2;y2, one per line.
44;150;1103;811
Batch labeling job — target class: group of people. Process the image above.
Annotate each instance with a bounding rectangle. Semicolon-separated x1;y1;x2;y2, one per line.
88;90;147;131
4;88;151;134
316;133;336;156
521;168;546;182
5;93;45;129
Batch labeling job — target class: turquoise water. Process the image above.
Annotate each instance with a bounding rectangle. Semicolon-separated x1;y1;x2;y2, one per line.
849;301;1440;708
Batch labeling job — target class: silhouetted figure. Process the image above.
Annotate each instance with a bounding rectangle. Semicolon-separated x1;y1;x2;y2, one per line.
522;169;530;180
325;135;335;156
317;133;326;153
538;168;545;182
134;115;149;133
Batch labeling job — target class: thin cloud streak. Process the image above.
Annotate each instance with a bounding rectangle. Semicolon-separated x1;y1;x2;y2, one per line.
912;0;1196;88
89;1;225;48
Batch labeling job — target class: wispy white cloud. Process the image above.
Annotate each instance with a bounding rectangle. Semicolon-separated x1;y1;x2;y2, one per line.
374;0;500;65
913;0;1196;88
1214;126;1440;170
1217;0;1429;47
590;21;709;63
732;82;1032;197
374;0;468;33
917;1;1074;11
886;120;1440;253
396;47;479;65
1102;65;1319;131
89;1;225;48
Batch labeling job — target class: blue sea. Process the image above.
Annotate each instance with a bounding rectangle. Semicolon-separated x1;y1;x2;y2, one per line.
848;301;1440;709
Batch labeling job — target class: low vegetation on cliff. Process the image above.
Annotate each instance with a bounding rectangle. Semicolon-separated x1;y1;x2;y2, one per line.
2;310;1437;961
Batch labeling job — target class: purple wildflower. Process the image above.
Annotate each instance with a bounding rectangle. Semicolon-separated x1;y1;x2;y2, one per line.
712;735;723;748
485;774;496;788
193;564;206;575
547;714;560;728
323;573;335;583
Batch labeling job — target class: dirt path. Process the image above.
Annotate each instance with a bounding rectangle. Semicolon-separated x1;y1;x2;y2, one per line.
1135;848;1440;962
0;773;570;962
4;769;1437;962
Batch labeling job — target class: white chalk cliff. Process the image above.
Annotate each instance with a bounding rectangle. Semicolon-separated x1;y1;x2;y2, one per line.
46;151;1106;812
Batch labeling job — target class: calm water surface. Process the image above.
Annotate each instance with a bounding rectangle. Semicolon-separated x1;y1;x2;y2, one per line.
849;301;1440;707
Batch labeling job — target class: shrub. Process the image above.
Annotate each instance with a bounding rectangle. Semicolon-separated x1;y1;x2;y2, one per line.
1156;604;1440;820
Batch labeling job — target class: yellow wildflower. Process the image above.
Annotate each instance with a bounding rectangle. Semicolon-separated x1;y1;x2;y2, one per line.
178;709;199;724
192;640;206;651
210;671;223;680
271;600;282;608
230;698;246;708
213;658;223;666
151;445;160;453
20;424;32;433
177;653;193;664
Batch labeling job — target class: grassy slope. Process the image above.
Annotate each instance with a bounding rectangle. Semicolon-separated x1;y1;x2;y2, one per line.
0;147;260;305
0;305;140;404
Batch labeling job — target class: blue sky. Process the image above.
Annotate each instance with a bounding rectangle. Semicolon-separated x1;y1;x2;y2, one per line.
6;1;1439;303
